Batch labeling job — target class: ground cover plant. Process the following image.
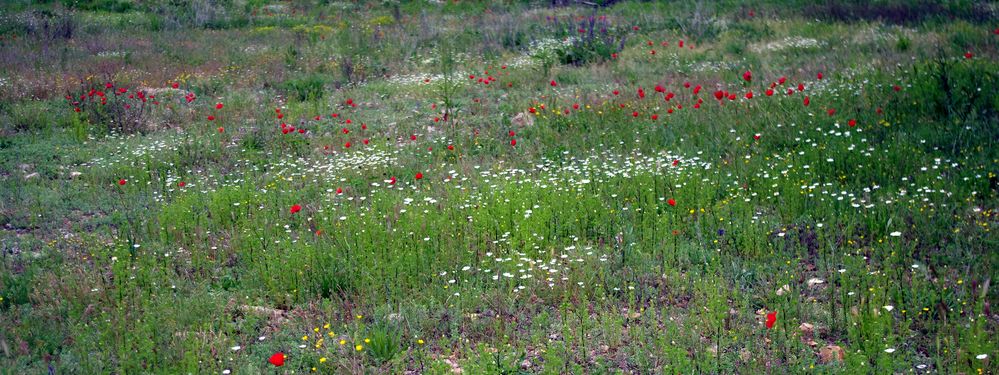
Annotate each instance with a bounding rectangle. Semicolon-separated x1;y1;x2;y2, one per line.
0;0;997;373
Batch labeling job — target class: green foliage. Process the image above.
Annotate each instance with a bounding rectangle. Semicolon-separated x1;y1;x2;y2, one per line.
62;0;133;13
4;100;63;132
557;39;615;66
366;325;402;364
281;73;328;101
904;56;998;123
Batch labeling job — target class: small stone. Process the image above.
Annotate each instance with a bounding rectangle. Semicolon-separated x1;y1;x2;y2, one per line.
799;322;814;338
819;345;845;364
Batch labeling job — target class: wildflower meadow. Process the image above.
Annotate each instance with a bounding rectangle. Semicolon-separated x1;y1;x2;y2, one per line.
0;1;997;373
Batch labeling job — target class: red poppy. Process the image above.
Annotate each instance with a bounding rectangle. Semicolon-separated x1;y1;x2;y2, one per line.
215;103;223;110
178;181;186;187
765;311;777;329
848;119;857;127
118;179;127;186
290;204;301;214
714;90;724;100
336;187;343;194
672;159;680;166
893;85;901;92
509;130;516;137
344;142;351;148
651;114;658;120
827;108;836;116
778;76;786;85
510;139;516;146
816;72;823;80
803;96;810;106
613;90;620;96
964;51;973;59
389;176;397;185
765;89;774;97
550;80;557;87
269;352;285;367
632;111;639;117
207;115;215;121
638;87;645;99
742;70;752;82
363;139;369;145
745;91;753;99
447;144;454;150
410;134;417;141
667;198;676;206
218;127;224;133
753;134;761;140
415;172;423;180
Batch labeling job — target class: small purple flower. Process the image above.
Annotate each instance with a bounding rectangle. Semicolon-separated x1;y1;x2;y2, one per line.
717;229;725;236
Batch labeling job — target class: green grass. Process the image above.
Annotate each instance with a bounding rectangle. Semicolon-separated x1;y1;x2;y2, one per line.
0;1;996;374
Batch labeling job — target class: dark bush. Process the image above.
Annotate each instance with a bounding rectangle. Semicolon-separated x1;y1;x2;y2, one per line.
281;74;328;101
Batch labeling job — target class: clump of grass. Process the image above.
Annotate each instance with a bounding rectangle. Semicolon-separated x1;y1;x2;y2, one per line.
366;324;402;364
281;73;328;101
